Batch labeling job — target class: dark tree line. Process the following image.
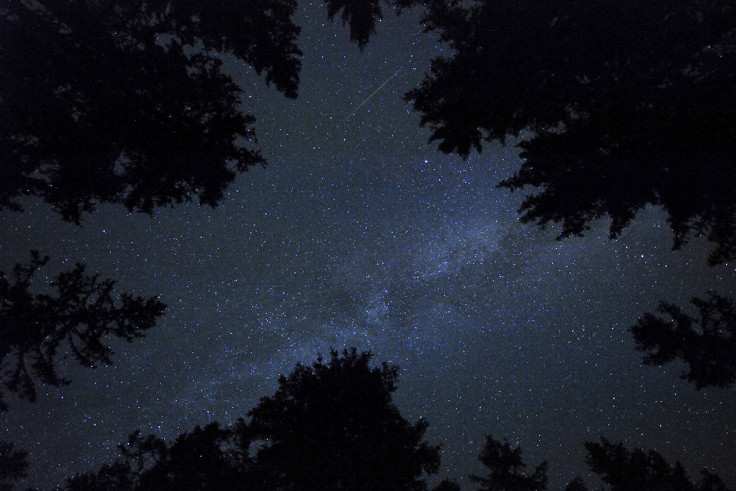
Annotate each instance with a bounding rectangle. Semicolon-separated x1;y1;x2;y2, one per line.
470;435;547;491
401;0;736;389
61;349;441;491
2;0;304;486
470;434;730;491
32;349;732;490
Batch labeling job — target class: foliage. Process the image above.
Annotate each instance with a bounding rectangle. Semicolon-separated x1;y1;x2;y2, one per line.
563;476;588;491
64;424;242;491
631;291;736;389
469;434;548;491
248;347;441;490
325;0;385;49
63;349;440;490
0;440;28;491
0;251;166;410
405;0;736;263
0;0;302;222
433;478;462;491
465;436;731;491
323;0;423;49
584;437;731;491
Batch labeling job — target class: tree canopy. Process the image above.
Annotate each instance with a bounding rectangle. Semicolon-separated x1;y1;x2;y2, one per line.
64;424;242;491
631;291;736;389
0;252;165;411
35;350;734;490
247;347;441;490
0;440;28;491
62;349;441;491
469;434;548;491
323;0;421;49
466;435;731;491
0;0;301;222
399;0;736;390
584;437;730;491
3;0;735;487
406;0;736;264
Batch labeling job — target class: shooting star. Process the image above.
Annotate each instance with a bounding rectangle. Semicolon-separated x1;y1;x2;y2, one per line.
345;66;402;120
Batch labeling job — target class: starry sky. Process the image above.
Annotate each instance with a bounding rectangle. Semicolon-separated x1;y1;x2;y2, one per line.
2;2;736;489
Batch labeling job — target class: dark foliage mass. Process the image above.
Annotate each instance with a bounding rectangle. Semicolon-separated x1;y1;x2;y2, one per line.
631;291;736;389
465;434;731;491
406;0;736;264
470;434;548;491
400;0;736;391
0;440;28;491
64;424;239;491
323;0;421;49
433;478;462;491
0;0;302;223
18;350;731;490
325;0;385;49
63;349;440;491
563;477;588;491
247;347;441;490
0;251;166;411
584;437;730;491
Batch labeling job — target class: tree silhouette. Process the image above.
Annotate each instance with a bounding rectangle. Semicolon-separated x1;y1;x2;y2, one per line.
247;347;441;490
469;434;548;491
323;0;421;50
563;476;588;491
62;349;440;490
64;424;246;491
135;424;244;491
0;440;28;491
64;461;136;491
0;251;166;411
584;437;731;491
405;0;736;263
0;0;302;222
464;436;731;491
325;0;384;49
400;0;736;391
0;0;309;412
433;478;462;491
631;291;736;389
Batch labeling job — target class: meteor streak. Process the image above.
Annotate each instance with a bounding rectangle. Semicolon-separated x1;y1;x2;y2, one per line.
345;67;402;120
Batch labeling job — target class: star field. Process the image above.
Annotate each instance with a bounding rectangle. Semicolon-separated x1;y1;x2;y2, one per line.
1;2;735;489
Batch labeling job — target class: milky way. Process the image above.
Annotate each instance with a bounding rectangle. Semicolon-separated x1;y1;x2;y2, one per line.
2;2;735;489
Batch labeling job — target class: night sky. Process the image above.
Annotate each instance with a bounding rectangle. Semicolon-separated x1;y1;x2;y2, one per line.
2;2;736;489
